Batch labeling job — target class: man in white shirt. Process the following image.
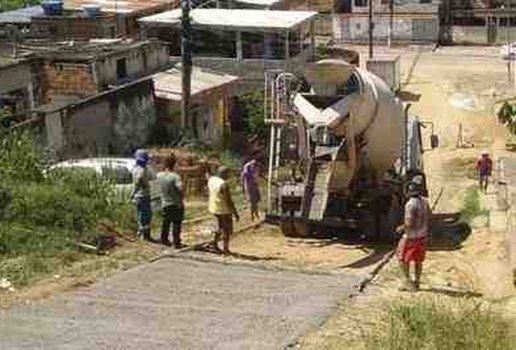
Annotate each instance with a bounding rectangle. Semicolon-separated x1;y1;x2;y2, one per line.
396;180;431;291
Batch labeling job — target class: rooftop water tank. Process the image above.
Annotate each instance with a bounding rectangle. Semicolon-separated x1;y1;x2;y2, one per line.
41;0;64;16
83;4;102;18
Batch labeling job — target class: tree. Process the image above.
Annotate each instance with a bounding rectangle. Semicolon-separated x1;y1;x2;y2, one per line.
497;102;516;134
0;1;41;12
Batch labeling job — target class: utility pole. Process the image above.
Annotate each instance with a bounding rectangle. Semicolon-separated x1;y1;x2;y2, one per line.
181;0;192;129
368;0;374;58
501;4;513;85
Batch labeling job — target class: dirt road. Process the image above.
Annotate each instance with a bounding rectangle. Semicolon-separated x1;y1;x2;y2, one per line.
0;255;359;350
298;44;516;349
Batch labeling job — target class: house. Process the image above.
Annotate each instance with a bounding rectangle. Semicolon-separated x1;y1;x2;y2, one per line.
0;6;44;28
63;0;179;38
0;46;42;123
333;0;441;43
35;78;157;159
33;39;169;103
443;0;516;44
1;1;179;41
152;65;240;147
139;9;317;87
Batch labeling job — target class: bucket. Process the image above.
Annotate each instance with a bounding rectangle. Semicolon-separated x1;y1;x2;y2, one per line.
41;0;64;16
83;4;101;18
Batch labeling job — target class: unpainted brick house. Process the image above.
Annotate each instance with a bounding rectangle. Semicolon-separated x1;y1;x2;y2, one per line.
38;39;169;103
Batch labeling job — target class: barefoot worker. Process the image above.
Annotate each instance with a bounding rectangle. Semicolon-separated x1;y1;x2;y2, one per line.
157;154;184;248
208;166;239;254
396;180;431;291
477;150;493;193
241;159;261;221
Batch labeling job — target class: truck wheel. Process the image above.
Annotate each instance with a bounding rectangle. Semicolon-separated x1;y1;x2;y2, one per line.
357;209;380;242
280;219;310;237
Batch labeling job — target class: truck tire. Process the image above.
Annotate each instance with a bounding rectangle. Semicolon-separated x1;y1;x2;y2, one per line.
280;218;310;237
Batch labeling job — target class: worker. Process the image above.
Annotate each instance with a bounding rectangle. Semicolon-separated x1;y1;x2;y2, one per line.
208;166;239;254
157;154;184;248
396;180;431;292
131;149;153;241
241;159;261;221
477;150;493;193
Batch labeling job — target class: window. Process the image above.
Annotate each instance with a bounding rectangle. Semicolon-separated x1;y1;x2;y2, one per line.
355;0;367;7
420;0;431;3
116;58;127;80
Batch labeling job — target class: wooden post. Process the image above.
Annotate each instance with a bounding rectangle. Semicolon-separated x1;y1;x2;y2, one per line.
236;31;242;74
299;26;304;56
140;24;147;40
285;30;290;62
181;0;192;129
309;20;315;60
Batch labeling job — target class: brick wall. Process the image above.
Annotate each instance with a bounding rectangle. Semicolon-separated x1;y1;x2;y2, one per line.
32;15;116;41
42;62;98;102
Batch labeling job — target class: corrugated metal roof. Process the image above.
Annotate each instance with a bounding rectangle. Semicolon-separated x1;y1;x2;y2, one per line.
153;65;239;101
139;9;317;31
233;0;283;7
0;6;44;24
64;0;177;14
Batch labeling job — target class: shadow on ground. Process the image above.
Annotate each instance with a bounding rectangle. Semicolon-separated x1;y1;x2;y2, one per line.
193;243;282;262
429;213;471;251
419;286;482;298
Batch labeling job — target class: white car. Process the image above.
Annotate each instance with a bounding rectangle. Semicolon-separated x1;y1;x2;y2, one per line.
500;43;516;60
46;158;161;208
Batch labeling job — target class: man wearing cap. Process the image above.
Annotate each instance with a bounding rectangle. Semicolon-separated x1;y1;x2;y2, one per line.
396;180;431;291
208;166;239;254
131;149;153;241
477;150;493;193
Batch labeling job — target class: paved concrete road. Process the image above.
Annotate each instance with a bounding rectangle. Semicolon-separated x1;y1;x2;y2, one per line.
0;257;359;350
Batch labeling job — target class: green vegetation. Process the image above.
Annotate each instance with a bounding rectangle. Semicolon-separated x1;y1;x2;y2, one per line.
0;0;40;12
0;129;128;287
460;187;488;224
498;102;516;134
239;91;267;140
365;299;515;350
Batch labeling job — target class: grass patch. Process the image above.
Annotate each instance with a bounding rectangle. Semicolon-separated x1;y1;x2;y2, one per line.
0;129;134;288
365;299;515;350
460;187;488;224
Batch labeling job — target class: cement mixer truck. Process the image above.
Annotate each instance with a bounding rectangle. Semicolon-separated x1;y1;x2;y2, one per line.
263;59;438;241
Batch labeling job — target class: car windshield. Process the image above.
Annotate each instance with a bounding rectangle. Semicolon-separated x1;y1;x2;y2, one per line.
102;165;133;184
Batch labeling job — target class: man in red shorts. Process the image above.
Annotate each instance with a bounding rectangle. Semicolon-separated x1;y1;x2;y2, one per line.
396;180;431;291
